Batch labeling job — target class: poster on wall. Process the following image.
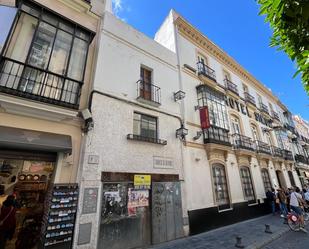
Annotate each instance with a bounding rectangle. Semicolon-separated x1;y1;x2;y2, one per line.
127;188;149;216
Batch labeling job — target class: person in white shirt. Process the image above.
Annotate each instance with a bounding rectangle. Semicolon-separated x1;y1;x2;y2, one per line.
290;187;307;232
304;189;309;204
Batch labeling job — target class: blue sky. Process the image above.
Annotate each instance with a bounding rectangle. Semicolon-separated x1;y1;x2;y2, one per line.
0;2;308;119
111;0;308;120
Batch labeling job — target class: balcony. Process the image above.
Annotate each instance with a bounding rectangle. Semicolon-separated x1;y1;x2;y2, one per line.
127;134;167;145
197;62;216;82
244;92;256;106
295;154;308;164
271;146;284;158
232;134;255;151
224;79;239;95
284;123;296;134
255;140;272;155
259;102;269;114
203;126;231;146
283;149;293;161
136;80;161;106
272;111;280;121
0;57;82;109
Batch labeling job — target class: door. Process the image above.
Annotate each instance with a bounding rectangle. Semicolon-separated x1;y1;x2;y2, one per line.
276;170;287;189
151;182;183;244
140;67;152;101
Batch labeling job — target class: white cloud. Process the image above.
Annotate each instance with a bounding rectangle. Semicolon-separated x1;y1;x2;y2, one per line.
112;0;130;22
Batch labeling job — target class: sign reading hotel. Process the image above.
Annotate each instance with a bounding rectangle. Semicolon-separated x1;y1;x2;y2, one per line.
199;106;210;129
134;175;151;189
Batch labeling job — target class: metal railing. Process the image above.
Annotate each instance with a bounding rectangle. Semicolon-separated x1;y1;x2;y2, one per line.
295;154;308;164
271;111;280;120
283;149;293;161
259;102;269;114
136;80;161;105
127;134;167;145
232;134;255;151
224;79;239;95
244;92;256;106
197;62;216;82
271;146;284;158
0;56;82;109
203;126;230;146
255;140;272;155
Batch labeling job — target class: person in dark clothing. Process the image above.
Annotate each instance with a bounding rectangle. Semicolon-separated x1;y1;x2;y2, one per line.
0;195;17;249
266;188;276;215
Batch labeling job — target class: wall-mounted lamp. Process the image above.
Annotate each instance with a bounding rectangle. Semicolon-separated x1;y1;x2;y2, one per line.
176;124;188;141
173;90;186;101
193;131;203;140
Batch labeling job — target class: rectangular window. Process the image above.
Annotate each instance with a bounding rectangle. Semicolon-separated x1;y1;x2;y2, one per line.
240;167;255;202
133;113;157;139
0;2;92;108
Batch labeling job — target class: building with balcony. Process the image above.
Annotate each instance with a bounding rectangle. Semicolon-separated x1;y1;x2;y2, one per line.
155;10;302;234
76;10;186;249
293;115;309;186
0;0;104;248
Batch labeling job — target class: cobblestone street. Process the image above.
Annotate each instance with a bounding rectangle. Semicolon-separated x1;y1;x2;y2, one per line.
149;214;292;249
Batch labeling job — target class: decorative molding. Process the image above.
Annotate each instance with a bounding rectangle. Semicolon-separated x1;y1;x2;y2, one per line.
174;17;282;104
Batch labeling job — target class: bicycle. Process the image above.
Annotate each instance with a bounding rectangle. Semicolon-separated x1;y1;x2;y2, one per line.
287;209;309;232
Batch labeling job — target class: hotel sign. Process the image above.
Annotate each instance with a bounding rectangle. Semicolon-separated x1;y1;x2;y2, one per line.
153;156;174;169
225;96;272;128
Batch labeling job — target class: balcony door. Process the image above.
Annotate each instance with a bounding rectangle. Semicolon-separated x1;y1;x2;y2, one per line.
231;116;241;135
140;67;152;101
251;125;260;141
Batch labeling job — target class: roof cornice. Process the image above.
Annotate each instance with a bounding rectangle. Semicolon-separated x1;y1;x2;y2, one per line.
174;16;286;107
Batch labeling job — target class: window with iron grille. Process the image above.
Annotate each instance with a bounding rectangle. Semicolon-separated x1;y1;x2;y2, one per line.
261;168;272;192
133;113;157;139
0;1;92;108
240;167;255;201
212;164;230;208
288;171;296;187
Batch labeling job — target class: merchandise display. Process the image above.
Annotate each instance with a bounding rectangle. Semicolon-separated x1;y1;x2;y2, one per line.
41;184;79;249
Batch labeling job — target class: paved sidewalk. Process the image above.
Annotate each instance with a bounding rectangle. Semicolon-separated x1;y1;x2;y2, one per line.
149;214;290;249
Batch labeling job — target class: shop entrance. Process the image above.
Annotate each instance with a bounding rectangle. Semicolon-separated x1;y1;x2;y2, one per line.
276;170;287;189
0;152;56;249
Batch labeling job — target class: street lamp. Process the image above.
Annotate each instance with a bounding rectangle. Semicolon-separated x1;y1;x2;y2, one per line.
176;124;188;141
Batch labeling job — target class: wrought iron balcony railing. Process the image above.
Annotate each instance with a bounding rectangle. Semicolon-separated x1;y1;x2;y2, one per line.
232;134;255;151
244;92;256;106
295;154;308;164
0;57;82;109
197;62;216;82
259;102;269;114
203;126;231;146
271;146;284;158
224;78;239;95
136;80;161;105
271;111;280;121
127;134;167;145
255;140;272;155
283;149;293;161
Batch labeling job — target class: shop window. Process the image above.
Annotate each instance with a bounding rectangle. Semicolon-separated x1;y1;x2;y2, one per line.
133;112;157;139
288;170;296;187
212;164;230;209
261;168;272;192
240;166;255;202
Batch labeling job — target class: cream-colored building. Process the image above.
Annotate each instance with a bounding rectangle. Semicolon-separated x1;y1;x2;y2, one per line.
155;10;303;234
0;0;104;248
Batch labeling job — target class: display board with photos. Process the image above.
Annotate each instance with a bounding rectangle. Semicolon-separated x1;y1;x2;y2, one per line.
41;184;79;249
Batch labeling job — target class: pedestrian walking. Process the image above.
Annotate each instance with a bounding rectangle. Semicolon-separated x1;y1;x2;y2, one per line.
277;188;288;218
266;188;276;215
290;187;307;233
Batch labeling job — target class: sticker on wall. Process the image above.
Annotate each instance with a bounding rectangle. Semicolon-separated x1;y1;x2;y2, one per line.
134;175;151;189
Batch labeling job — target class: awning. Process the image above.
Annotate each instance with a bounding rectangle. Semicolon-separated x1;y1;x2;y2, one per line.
0;126;72;153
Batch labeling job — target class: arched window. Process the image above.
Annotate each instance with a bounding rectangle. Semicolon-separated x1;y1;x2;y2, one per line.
265;132;273;146
288;170;296;187
251;124;260;141
231;115;241;135
240;167;255;202
212;164;230;209
261;168;272;192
